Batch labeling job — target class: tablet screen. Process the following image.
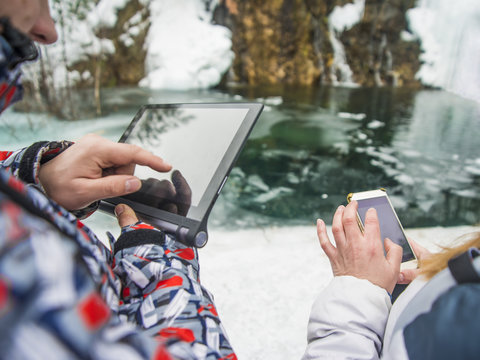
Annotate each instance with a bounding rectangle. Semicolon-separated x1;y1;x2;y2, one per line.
121;105;249;216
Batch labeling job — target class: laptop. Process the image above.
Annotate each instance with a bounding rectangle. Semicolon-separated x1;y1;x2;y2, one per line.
99;102;264;247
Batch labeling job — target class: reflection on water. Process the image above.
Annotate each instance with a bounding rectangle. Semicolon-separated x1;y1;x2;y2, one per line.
211;86;480;228
2;86;479;229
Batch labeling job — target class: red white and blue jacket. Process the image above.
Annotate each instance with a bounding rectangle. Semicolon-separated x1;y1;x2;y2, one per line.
0;28;236;360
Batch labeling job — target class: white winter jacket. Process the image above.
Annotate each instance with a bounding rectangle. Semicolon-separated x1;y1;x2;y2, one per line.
303;249;480;360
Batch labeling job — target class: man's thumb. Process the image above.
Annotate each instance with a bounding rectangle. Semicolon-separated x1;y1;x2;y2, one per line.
115;204;138;228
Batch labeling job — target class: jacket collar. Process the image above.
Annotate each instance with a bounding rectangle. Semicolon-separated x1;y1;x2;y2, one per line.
0;17;38;114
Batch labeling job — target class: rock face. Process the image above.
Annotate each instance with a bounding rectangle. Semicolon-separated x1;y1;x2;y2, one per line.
24;0;422;103
341;0;422;87
214;0;421;87
213;0;324;86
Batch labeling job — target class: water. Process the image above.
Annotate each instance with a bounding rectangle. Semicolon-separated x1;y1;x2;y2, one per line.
2;86;479;229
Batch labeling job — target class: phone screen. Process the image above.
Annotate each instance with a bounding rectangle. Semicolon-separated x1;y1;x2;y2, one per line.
356;196;415;263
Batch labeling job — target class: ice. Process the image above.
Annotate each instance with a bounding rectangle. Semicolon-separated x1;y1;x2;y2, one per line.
258;96;284;106
453;189;480;199
286;172;300;184
338;112;367;120
465;165;480;176
367;120;385;129
253;187;294;204
395;174;416;186
365;148;399;164
247;175;270;192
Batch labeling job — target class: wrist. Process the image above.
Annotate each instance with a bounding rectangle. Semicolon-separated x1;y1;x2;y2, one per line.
20;140;73;187
114;223;165;255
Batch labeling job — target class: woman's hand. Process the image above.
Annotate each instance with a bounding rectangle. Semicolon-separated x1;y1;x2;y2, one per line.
398;238;432;284
38;134;172;210
317;200;403;294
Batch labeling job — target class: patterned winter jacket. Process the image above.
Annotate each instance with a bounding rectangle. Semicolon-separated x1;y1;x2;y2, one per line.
0;25;235;360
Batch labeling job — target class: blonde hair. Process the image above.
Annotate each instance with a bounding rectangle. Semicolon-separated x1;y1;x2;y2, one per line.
420;231;480;280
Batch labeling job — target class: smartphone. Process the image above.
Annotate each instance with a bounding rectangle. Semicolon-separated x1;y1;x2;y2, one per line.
347;189;417;270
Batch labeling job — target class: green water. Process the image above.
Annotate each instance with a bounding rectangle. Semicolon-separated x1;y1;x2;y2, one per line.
2;85;479;229
212;86;480;228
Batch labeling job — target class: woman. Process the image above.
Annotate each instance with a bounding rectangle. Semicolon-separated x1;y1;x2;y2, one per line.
303;200;480;359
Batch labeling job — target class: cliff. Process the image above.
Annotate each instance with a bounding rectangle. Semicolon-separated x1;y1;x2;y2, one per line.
54;0;422;89
20;0;423;119
214;0;421;87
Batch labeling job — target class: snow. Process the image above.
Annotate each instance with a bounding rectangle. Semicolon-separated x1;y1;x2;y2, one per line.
329;0;366;33
407;0;480;103
328;0;365;85
139;0;234;90
88;0;130;29
84;212;480;360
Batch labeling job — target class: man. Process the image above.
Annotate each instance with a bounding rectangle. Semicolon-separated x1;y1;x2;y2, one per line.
0;1;235;358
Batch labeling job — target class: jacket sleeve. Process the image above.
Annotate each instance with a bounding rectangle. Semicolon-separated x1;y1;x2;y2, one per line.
0;141;98;218
0;181;164;359
0;170;235;359
0;141;72;182
303;276;392;360
111;222;236;359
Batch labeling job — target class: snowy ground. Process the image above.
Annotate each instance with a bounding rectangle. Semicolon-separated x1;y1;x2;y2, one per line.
85;212;479;360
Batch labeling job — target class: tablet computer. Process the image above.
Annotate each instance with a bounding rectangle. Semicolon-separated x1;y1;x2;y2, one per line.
99;102;263;247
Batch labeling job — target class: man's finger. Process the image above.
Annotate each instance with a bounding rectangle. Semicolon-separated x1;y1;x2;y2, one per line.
317;218;337;260
81;175;142;204
105;142;172;173
331;205;347;250
342;201;364;243
384;237;403;270
363;207;383;250
115;204;139;228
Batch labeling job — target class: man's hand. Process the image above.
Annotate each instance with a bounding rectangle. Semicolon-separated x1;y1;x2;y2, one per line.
38;134;172;210
317;200;403;294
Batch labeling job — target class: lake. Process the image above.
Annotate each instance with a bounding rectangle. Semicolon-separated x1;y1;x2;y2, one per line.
2;85;479;229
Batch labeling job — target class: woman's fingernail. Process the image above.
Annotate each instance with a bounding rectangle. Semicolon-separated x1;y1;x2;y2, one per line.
114;204;125;217
125;178;141;193
399;272;405;282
